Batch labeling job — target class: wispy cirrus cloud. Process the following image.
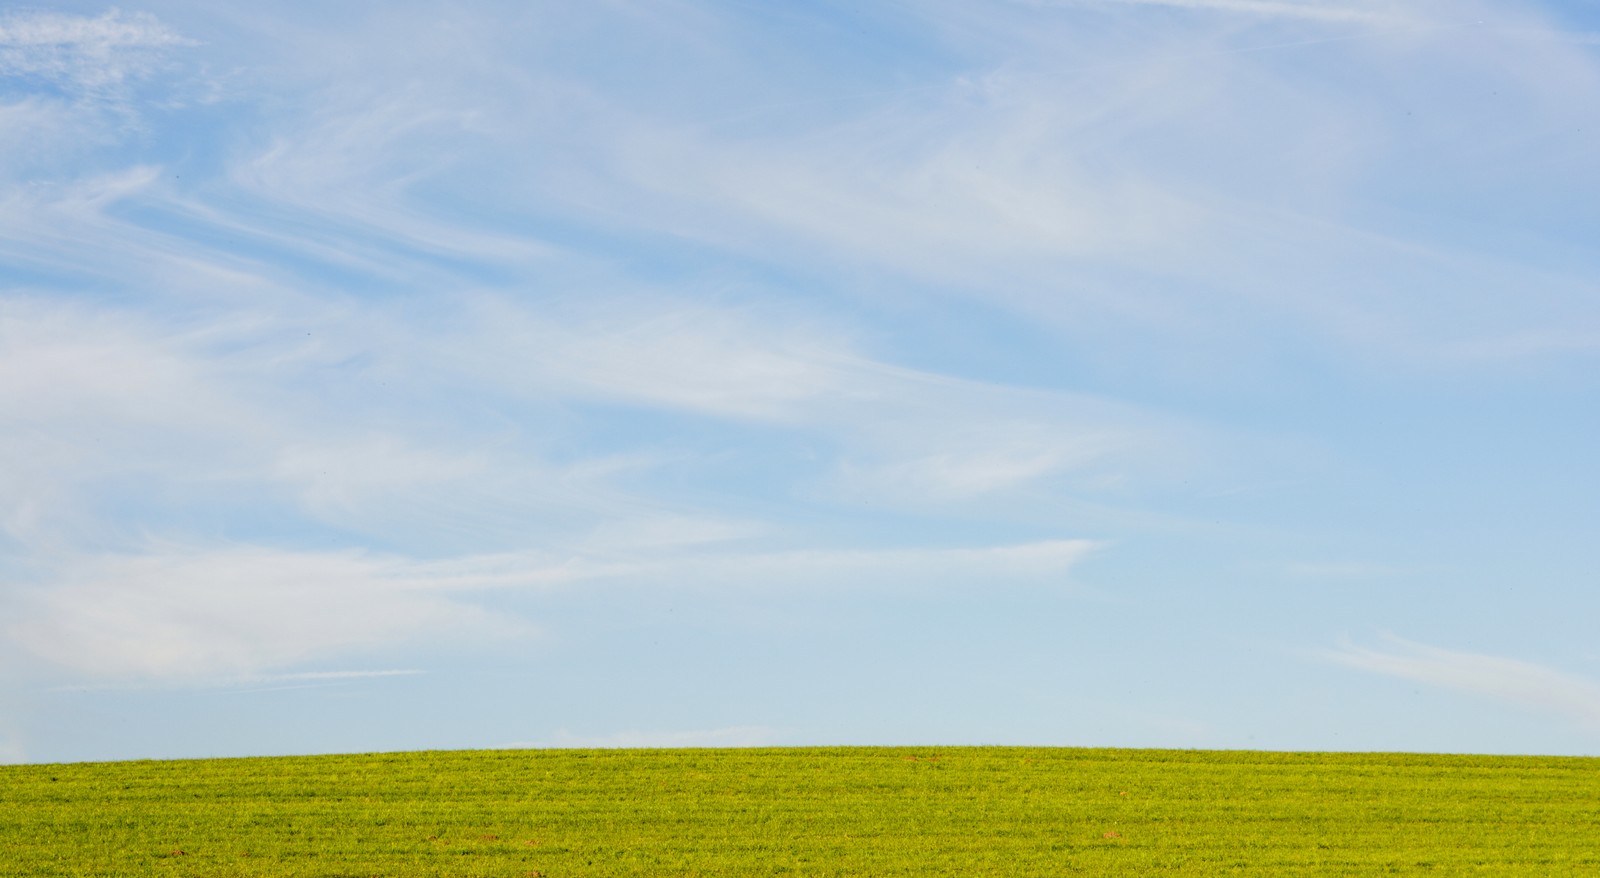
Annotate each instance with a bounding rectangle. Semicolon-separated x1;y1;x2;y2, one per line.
667;539;1101;592
0;546;524;682
0;8;191;94
0;277;1173;557
0;536;1097;684
19;0;1595;378
482;296;1191;506
524;0;1600;373
1325;636;1600;732
5;0;1599;762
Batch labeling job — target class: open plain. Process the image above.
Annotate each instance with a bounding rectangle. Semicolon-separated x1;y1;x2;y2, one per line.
4;746;1599;876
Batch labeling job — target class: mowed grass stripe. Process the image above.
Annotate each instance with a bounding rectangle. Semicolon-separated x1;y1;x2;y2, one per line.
3;747;1598;876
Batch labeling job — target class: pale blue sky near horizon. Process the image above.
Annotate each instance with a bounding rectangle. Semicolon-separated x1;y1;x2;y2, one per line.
2;0;1599;764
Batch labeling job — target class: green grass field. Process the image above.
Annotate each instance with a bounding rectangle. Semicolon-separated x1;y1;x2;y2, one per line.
3;747;1598;876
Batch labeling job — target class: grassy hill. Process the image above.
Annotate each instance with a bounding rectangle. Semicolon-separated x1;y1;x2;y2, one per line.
4;746;1598;876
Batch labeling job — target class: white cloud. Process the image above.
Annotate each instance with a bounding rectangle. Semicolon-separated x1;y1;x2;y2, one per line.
0;292;721;554
0;97;109;176
445;293;1186;505
0;284;1190;563
2;277;1135;599
660;539;1102;593
0;167;291;296
0;296;277;550
275;436;492;523
0;296;237;427
1324;636;1600;732
0;533;1096;685
832;405;1153;504
0;8;191;93
453;295;862;423
227;98;554;272
1;545;525;682
863;445;1074;498
315;538;1101;596
590;102;1202;293
10;1;1594;741
17;0;1592;380
506;0;1600;373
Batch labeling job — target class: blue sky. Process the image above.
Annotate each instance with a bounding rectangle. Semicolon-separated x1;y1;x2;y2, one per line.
1;0;1598;764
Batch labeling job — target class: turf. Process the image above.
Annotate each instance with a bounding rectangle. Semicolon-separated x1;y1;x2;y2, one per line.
3;746;1598;876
